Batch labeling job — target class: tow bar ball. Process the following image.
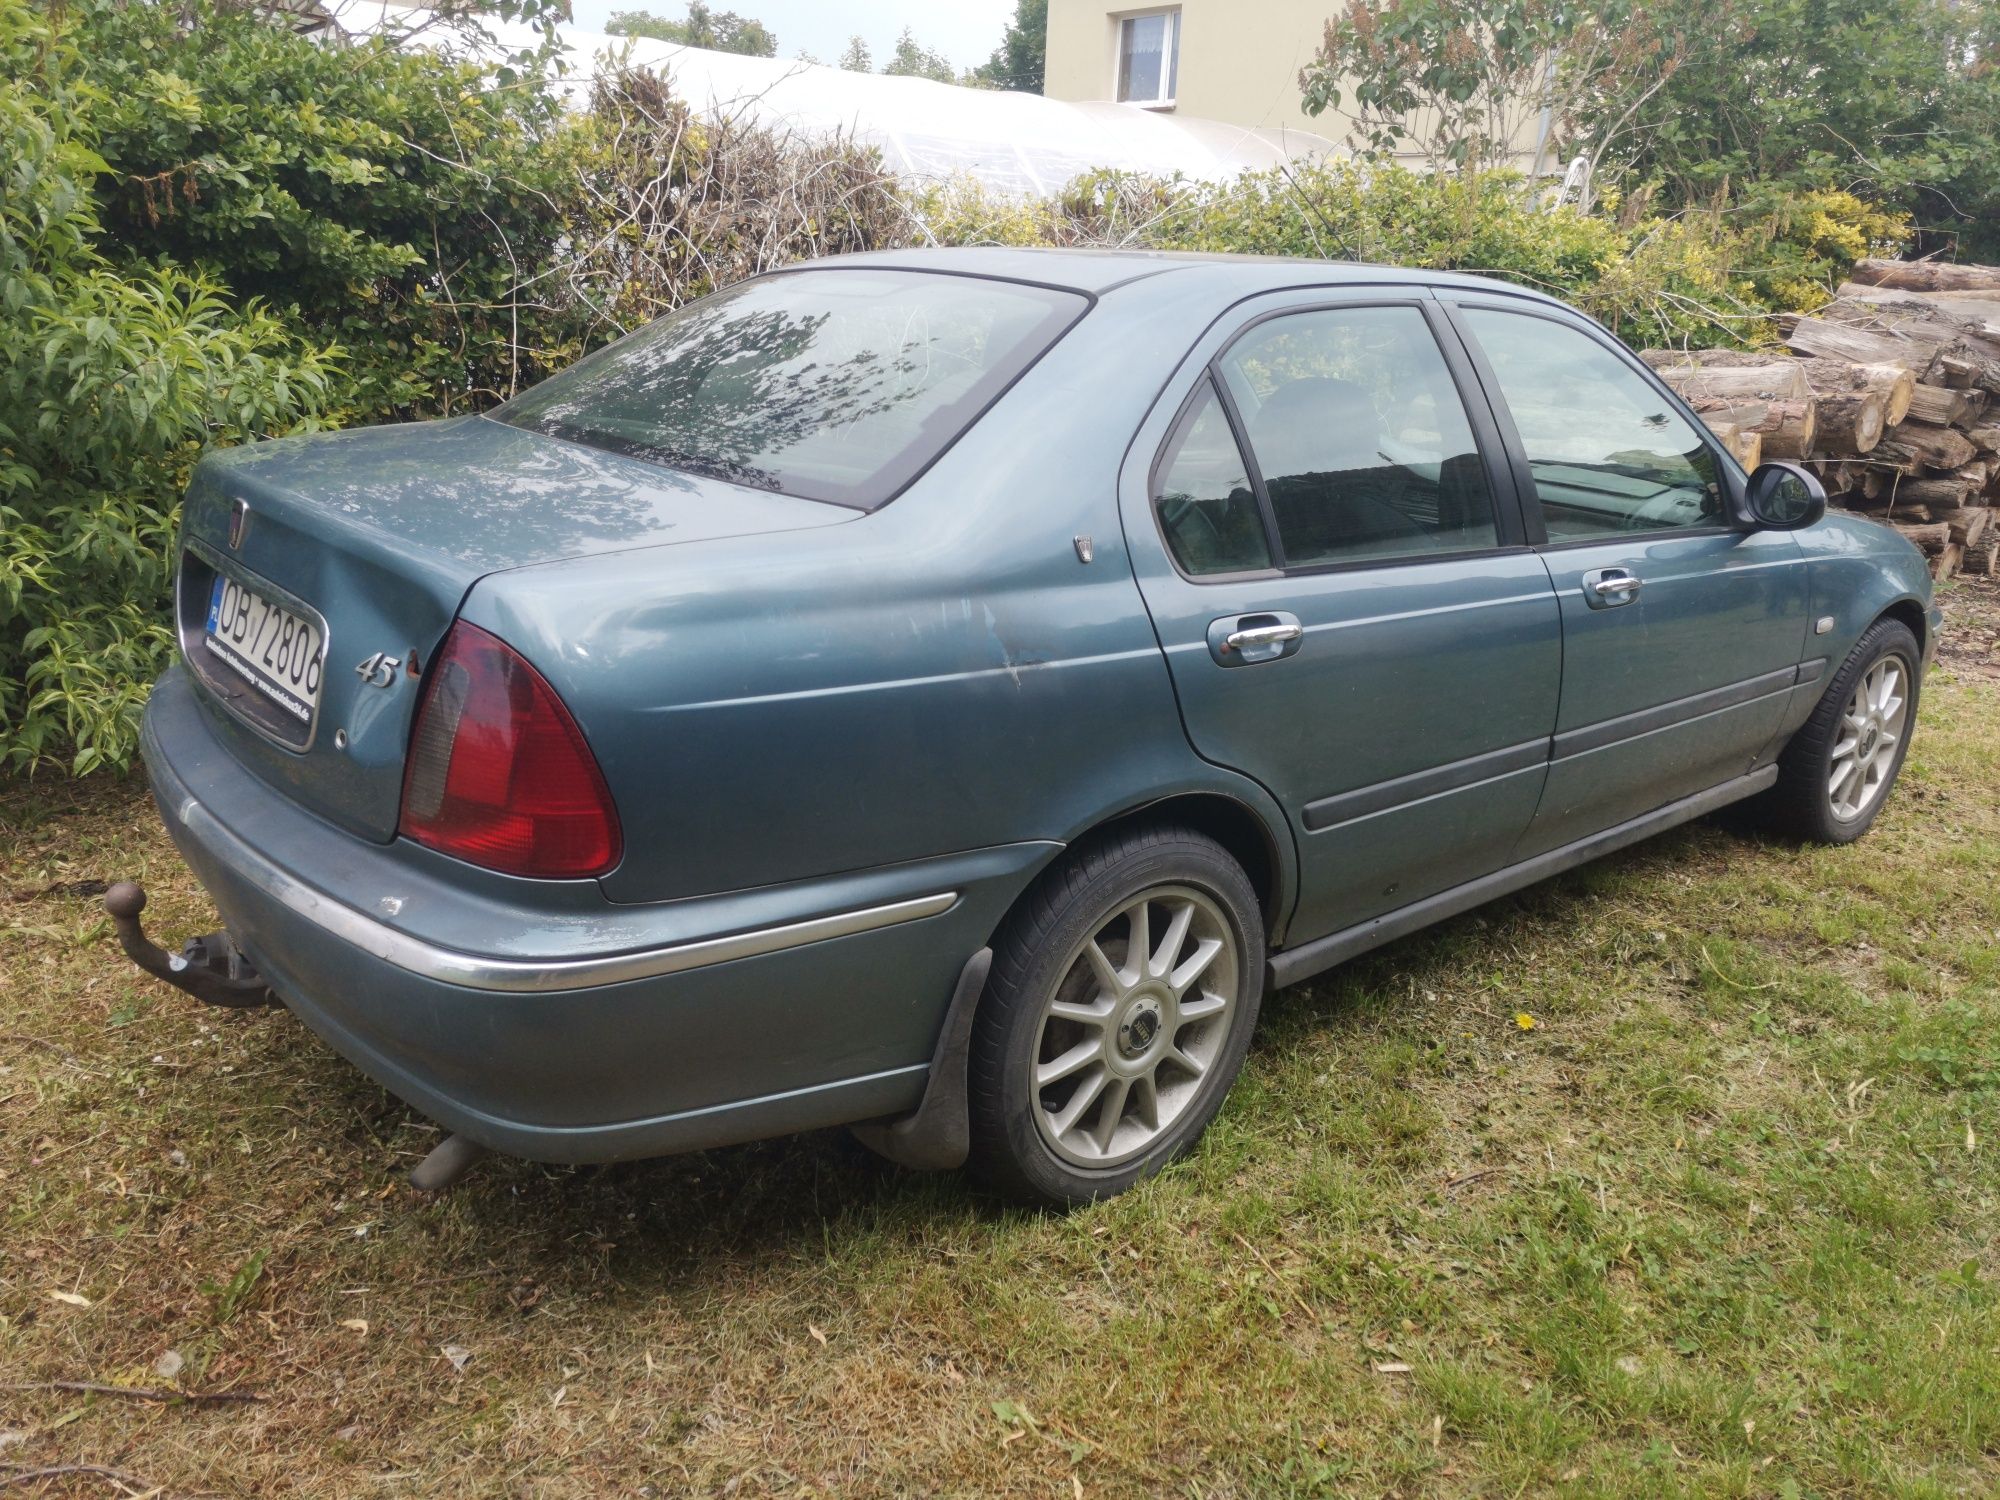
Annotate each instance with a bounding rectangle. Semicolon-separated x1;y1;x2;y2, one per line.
103;880;278;1010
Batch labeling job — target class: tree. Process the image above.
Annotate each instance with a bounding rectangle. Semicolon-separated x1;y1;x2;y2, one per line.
837;35;871;72
1298;0;1707;184
881;28;955;83
1594;0;1998;243
974;0;1046;92
605;2;777;56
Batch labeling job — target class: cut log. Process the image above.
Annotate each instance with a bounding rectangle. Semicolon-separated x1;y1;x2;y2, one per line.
1652;362;1810;401
1685;397;1773;429
1962;537;1998;575
1954;509;1991;549
1904;383;1977;426
1638;348;1794;370
1847;258;2000;295
1890;478;1973;511
1936;543;1965;581
1836;284;2000;338
1723;398;1817;460
1873;424;1979;472
1817;297;2000;391
1783;316;1945;383
1796;357;1916;426
1894;521;1951;556
1692;411;1764;469
1964;423;2000;454
1808;390;1886;455
1856;468;1888;500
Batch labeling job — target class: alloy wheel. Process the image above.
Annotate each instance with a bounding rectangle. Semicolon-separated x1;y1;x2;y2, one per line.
1030;884;1240;1170
1828;654;1909;821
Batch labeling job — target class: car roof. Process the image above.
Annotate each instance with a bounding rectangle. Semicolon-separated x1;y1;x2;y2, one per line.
810;245;1565;307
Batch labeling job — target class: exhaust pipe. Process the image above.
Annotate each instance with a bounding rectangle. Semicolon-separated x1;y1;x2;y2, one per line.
409;1133;488;1192
104;882;278;1009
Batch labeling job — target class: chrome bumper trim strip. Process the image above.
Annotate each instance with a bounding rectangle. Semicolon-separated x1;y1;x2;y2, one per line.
170;795;958;994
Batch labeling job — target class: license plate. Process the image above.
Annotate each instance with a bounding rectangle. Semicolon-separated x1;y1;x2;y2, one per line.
204;574;325;726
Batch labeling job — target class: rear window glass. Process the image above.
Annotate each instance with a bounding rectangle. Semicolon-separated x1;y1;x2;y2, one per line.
497;269;1087;509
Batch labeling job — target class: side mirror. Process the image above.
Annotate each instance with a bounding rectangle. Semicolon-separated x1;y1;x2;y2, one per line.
1741;461;1826;530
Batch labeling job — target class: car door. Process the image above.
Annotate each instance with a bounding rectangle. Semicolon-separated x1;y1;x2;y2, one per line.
1119;290;1563;947
1440;297;1811;857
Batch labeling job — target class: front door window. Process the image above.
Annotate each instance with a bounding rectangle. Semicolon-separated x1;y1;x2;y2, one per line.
1459;308;1723;540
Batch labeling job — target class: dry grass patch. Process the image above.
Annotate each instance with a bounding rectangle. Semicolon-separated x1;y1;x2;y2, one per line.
4;586;2000;1496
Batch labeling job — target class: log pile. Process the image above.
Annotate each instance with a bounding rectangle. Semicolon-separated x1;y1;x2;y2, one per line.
1641;256;2000;582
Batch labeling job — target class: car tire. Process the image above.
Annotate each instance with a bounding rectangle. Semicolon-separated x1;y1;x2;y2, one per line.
967;823;1265;1207
1760;617;1921;844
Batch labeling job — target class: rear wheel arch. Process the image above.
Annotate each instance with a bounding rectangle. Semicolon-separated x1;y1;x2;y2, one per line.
1065;792;1291;943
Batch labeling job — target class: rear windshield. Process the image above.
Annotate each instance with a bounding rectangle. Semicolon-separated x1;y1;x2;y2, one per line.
497;268;1088;509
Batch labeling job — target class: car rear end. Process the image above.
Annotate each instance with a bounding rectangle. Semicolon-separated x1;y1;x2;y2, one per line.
130;263;1102;1170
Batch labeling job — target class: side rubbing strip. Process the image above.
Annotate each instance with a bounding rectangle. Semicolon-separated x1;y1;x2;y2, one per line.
1303;738;1549;833
1551;667;1799;762
1796;657;1828;685
172;794;958;994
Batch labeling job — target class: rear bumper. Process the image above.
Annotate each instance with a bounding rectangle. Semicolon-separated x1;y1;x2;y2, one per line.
141;667;1055;1162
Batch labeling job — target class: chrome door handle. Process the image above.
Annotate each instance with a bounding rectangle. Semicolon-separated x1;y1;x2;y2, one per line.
1223;623;1304;651
1206;611;1304;666
1582;568;1643;608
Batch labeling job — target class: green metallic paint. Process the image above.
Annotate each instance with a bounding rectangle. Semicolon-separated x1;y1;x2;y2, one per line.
139;249;1937;1166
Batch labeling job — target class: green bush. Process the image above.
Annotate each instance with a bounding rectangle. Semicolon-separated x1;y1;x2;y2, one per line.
0;0;336;772
914;163;1774;348
74;0;580;424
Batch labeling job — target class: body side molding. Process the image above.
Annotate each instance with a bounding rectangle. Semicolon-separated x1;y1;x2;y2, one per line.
1269;766;1779;989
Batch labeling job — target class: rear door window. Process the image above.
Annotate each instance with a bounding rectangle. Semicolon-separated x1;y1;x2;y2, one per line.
1153;377;1273;576
1213;305;1501;567
499;269;1087;509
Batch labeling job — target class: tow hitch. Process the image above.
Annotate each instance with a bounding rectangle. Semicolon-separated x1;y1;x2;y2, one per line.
103;881;278;1009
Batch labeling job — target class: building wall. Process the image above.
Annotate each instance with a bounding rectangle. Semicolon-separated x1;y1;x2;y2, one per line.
1043;1;1549;167
1043;0;1335;138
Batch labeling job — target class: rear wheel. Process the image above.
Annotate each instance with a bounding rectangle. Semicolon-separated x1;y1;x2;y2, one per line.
1761;617;1920;843
968;825;1265;1206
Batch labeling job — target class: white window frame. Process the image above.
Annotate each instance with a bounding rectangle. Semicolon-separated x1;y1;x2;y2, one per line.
1114;8;1180;110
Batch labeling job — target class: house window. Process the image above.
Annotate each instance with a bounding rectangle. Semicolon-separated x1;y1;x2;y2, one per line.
1116;9;1179;107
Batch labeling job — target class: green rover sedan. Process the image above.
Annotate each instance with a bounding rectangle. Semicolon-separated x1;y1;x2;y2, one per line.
111;250;1940;1206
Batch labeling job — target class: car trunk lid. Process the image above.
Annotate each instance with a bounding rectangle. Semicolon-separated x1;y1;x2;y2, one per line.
175;415;851;845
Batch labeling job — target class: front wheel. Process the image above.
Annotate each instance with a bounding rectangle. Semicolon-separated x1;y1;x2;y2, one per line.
967;825;1265;1207
1761;617;1920;843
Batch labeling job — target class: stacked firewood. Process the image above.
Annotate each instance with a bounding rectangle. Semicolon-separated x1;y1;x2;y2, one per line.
1642;257;2000;581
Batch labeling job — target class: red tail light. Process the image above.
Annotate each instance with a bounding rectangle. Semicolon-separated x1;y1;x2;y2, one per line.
398;623;622;879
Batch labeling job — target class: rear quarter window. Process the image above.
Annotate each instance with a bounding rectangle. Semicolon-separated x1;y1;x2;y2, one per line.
497;269;1088;509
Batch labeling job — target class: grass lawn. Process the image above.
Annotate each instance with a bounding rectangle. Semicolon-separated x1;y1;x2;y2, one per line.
4;581;2000;1498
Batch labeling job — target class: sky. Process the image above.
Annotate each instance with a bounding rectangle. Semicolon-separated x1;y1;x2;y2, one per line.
563;0;1019;71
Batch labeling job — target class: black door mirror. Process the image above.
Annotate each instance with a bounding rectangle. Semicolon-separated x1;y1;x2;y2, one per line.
1742;461;1826;530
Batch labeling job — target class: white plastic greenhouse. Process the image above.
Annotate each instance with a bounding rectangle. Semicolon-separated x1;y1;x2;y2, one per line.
333;6;1340;197
578;35;1341;197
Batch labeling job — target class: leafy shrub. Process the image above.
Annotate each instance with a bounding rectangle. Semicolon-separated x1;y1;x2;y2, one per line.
911;163;1772;348
74;0;578;423
0;0;335;772
555;64;909;337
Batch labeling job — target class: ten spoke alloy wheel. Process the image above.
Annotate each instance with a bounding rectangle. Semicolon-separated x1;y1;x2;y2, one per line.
1031;884;1239;1169
1827;655;1908;821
